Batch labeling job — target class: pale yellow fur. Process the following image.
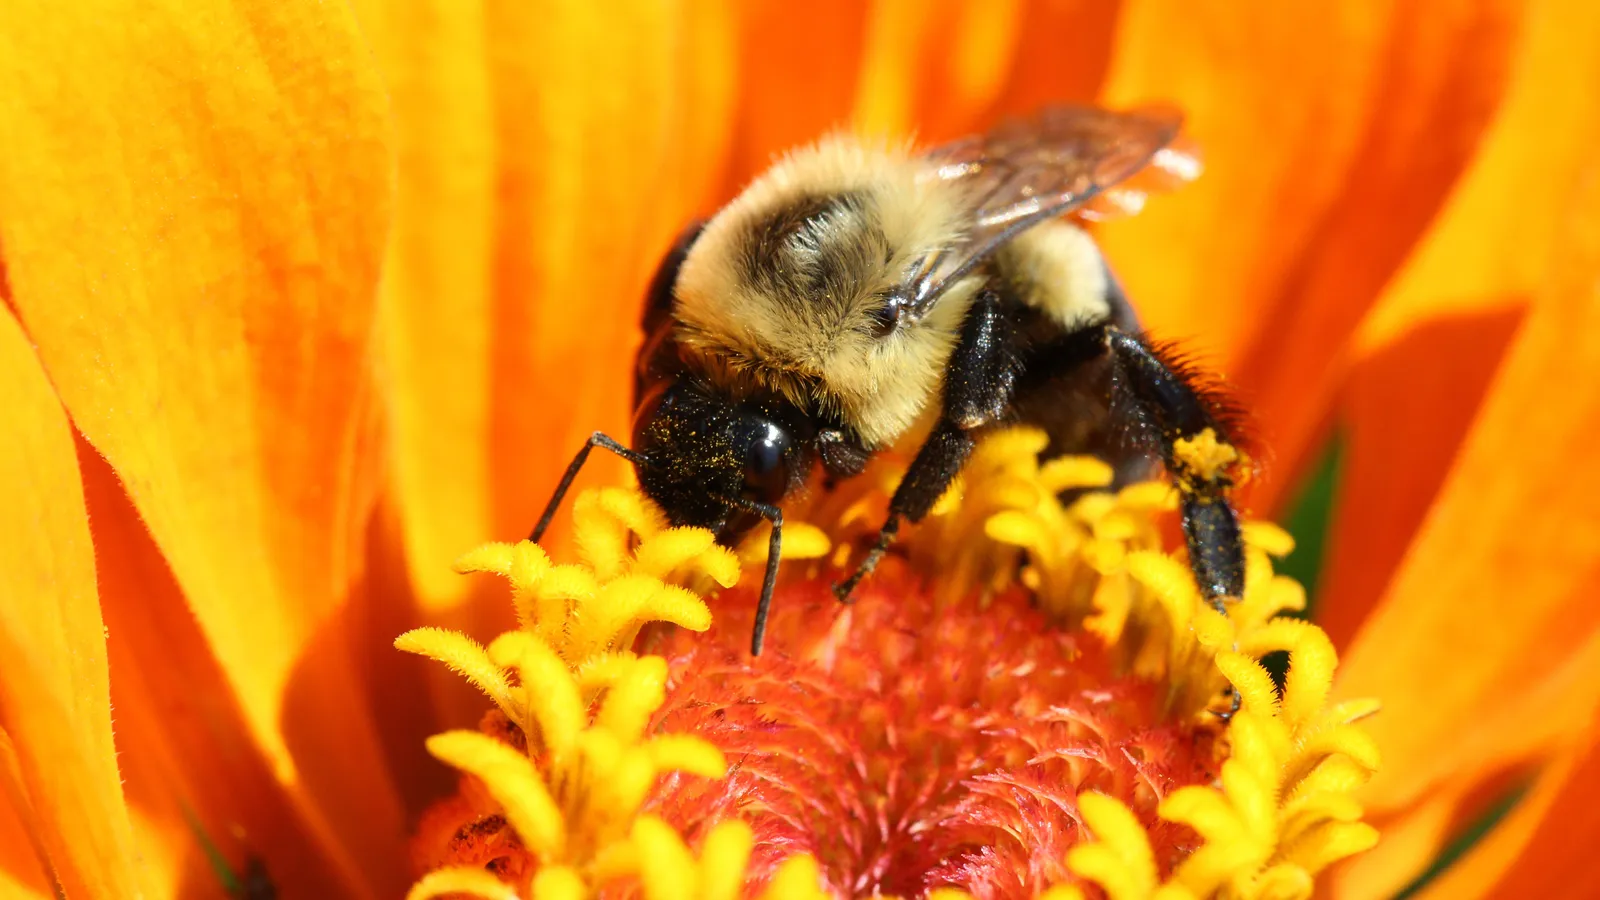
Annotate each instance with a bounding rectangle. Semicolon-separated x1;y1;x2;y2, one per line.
996;220;1112;329
673;134;978;447
671;136;1113;450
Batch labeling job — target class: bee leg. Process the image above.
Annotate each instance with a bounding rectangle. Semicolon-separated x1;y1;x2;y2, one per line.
723;496;784;656
832;421;974;602
529;432;647;543
833;290;1012;602
817;428;872;480
1105;329;1245;606
944;289;1017;429
1106;328;1245;720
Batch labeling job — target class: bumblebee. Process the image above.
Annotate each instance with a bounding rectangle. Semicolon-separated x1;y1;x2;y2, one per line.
532;106;1247;656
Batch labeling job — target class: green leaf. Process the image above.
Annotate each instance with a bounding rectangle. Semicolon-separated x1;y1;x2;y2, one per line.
1393;782;1528;899
1277;430;1344;617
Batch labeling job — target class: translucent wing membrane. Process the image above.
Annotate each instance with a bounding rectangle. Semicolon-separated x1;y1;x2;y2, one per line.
899;106;1189;317
1074;141;1203;222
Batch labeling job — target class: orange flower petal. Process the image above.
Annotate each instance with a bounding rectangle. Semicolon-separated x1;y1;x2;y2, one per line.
724;0;872;186
1315;307;1523;649
124;809;190;900
356;0;740;615
732;0;1116;189
1405;733;1600;899
1096;2;1398;358
1336;739;1587;900
0;0;405;881
854;0;1024;142
352;0;501;615
0;307;144;898
0;788;51;900
1334;144;1600;823
1235;0;1526;502
1334;623;1600;897
480;0;742;548
78;440;396;897
986;0;1120;121
1328;784;1461;900
1097;1;1520;505
343;0;508;803
1354;0;1600;355
1319;0;1600;645
846;0;934;138
350;2;744;801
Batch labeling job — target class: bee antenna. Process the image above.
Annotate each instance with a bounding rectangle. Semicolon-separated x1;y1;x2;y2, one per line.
721;495;783;657
529;432;649;543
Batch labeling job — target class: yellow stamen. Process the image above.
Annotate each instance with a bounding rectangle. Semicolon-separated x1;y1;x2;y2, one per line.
403;426;1379;897
588;654;669;742
923;429;1323;720
629;816;758;900
530;866;587;900
1060;624;1380;900
403;487;830;896
1067;792;1161;900
736;520;833;568
394;627;518;721
484;631;585;762
882;427;1379;897
453;541;554;629
406;866;525;900
425;730;566;860
758;855;832;900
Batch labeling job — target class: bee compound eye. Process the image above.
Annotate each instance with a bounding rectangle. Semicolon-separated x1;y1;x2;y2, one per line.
738;415;794;504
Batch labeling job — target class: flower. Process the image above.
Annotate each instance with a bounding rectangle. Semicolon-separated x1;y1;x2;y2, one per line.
1;2;1597;899
398;462;1380;898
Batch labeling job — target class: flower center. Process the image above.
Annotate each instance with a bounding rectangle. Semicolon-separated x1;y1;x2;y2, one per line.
396;427;1380;900
643;569;1218;897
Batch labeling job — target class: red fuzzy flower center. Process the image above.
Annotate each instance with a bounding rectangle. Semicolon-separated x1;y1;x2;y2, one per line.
639;561;1218;899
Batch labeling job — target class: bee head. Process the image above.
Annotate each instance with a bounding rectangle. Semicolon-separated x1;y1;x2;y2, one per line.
631;381;814;538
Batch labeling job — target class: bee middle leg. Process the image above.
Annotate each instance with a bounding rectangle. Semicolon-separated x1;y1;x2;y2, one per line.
833;289;1013;602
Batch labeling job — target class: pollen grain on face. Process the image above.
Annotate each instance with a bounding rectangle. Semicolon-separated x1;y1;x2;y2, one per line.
398;428;1378;899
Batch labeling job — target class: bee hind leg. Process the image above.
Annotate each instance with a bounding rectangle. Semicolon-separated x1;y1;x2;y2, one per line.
1106;327;1247;719
1104;329;1246;608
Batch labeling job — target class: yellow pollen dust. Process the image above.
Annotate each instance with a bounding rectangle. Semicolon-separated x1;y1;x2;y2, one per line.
1034;637;1382;900
398;429;1379;900
397;487;833;900
1172;427;1241;484
902;427;1380;899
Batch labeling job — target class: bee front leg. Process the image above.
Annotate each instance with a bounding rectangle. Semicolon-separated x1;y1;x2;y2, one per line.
830;420;974;603
833;289;1013;602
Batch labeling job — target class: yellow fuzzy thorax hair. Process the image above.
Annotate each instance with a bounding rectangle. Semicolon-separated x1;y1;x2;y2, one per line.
671;133;976;447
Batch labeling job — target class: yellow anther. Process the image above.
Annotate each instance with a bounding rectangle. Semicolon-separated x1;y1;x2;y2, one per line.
411;452;1378;900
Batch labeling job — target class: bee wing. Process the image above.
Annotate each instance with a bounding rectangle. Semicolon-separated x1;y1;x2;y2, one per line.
898;105;1191;317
